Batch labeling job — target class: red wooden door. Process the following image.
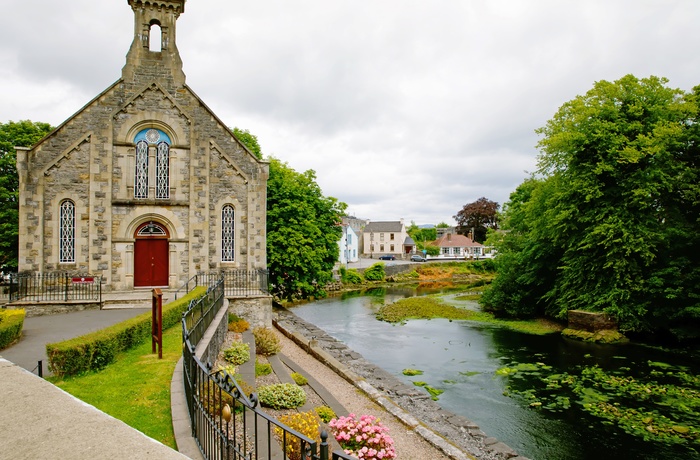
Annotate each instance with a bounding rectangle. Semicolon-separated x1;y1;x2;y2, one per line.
134;239;169;287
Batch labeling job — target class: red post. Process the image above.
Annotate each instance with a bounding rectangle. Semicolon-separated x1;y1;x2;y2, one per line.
152;288;163;359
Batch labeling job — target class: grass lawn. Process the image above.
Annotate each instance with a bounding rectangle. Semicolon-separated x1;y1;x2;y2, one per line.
50;324;182;449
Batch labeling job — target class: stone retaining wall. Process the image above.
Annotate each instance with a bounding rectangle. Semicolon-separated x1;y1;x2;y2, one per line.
5;301;100;317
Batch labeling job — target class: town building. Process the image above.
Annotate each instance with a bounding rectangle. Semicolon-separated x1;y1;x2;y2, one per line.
16;0;268;292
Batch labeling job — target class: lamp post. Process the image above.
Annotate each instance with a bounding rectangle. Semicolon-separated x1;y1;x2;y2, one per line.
343;224;349;270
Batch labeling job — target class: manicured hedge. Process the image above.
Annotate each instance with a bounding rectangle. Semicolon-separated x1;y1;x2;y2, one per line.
0;309;25;350
47;287;206;377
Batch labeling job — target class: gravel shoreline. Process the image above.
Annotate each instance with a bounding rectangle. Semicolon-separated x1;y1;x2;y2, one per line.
273;308;529;460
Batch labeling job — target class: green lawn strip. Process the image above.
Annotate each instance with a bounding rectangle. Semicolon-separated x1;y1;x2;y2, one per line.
377;294;561;335
50;324;182;449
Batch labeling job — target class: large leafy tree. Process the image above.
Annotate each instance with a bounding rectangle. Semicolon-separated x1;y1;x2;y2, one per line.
453;197;499;243
232;127;346;301
482;75;700;336
266;158;346;300
0;120;53;270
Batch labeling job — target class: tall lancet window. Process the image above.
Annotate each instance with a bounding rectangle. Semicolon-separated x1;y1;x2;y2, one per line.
134;128;171;199
135;140;149;199
222;205;235;262
59;200;75;263
156;142;170;199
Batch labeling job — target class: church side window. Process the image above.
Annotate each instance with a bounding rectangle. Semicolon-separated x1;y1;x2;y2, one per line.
59;200;75;263
156;142;170;199
222;205;235;262
135;140;149;199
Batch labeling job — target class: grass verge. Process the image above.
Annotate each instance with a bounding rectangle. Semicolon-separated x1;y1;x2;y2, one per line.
49;324;182;449
376;295;563;335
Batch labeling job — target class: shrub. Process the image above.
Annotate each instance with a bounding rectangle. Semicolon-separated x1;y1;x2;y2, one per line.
314;405;336;423
253;327;282;356
0;309;25;350
363;263;385;282
47;287;207;377
291;372;308;386
255;360;272;377
275;411;321;460
223;342;250;365
228;314;250;333
329;413;396;460
341;269;363;284
257;383;306;409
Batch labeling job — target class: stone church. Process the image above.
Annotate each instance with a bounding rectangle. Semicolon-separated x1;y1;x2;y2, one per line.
16;0;268;292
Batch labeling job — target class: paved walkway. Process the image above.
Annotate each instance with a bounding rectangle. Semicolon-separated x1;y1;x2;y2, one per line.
1;307;150;376
0;307;186;460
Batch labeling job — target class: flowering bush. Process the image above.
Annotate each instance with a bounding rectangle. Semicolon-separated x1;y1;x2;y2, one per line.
328;413;396;459
223;342;250;365
275;411;321;460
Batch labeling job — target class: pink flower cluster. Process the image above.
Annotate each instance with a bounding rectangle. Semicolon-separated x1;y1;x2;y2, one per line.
328;413;396;460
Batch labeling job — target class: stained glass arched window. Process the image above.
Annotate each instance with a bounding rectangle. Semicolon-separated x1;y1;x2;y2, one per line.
134;128;171;199
59;200;75;263
222;205;235;262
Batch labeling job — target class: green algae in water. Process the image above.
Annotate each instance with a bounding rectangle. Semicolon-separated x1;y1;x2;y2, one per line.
402;368;424;376
496;360;700;446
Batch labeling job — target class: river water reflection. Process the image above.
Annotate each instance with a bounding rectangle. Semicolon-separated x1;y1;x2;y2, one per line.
291;288;700;460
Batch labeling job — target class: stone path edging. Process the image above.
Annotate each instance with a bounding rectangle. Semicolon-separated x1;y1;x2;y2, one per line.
273;309;531;460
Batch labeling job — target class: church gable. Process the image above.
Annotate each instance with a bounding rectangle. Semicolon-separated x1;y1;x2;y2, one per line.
17;0;268;287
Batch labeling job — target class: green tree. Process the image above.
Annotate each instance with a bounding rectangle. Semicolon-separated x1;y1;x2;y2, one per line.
483;75;700;336
0;120;53;270
266;158;346;301
406;221;436;250
232;127;263;160
454;197;499;243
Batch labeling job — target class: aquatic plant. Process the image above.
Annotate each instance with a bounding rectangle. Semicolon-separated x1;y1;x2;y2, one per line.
402;368;424;376
496;360;700;446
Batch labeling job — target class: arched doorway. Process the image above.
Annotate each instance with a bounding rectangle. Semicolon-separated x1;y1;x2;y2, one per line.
134;221;169;287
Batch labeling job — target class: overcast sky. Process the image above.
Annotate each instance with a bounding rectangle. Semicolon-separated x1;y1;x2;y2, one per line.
1;1;698;225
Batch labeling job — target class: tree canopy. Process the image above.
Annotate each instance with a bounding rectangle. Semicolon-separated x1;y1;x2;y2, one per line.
232;127;263;160
232;126;346;301
454;197;499;243
0;120;54;270
481;75;700;338
266;158;346;300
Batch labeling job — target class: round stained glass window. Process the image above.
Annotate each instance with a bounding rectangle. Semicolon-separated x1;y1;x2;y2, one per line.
145;129;161;143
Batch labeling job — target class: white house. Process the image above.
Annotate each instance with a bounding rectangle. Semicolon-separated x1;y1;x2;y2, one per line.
338;225;359;265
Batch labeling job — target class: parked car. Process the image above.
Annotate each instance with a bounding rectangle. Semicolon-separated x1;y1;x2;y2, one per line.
378;254;396;260
410;255;426;262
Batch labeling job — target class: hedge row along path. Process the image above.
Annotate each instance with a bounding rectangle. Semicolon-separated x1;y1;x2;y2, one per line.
0;308;149;376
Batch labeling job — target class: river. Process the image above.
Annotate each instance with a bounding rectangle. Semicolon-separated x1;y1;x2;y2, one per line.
291;288;700;460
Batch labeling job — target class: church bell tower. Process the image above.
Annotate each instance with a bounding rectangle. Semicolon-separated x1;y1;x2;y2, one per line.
122;0;187;87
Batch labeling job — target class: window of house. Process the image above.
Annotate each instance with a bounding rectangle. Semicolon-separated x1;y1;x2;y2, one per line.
380;233;385;242
390;233;395;240
442;247;450;255
390;244;395;252
222;205;235;262
474;247;482;255
380;245;385;252
347;234;352;244
59;200;75;263
134;128;171;199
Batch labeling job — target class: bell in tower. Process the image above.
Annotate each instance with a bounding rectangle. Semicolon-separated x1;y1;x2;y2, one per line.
122;0;187;88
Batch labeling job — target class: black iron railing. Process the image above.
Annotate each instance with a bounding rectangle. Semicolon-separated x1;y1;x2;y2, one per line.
175;269;269;299
181;279;352;460
8;272;102;303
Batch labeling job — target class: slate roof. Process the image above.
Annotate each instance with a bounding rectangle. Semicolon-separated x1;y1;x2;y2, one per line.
363;221;404;233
